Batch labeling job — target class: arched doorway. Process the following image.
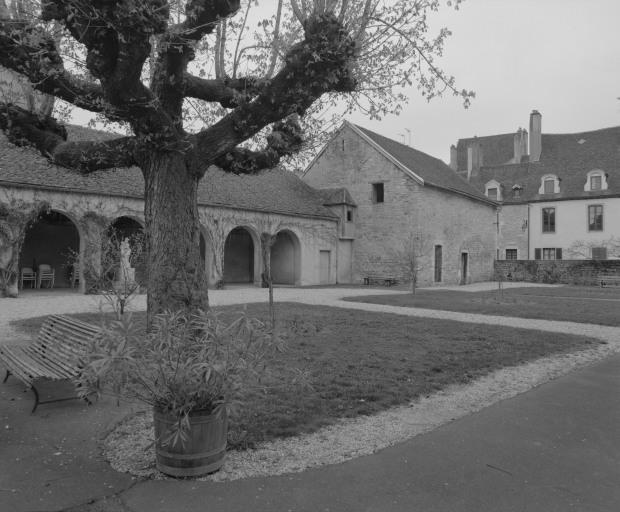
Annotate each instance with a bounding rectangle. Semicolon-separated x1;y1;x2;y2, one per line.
19;210;80;288
224;227;256;284
106;217;145;284
271;230;301;285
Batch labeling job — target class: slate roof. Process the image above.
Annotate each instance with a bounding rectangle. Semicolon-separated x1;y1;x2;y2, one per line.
0;127;337;220
470;126;620;203
455;133;516;170
350;123;491;203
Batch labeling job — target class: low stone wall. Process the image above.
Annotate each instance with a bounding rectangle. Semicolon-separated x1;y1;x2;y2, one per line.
494;259;620;285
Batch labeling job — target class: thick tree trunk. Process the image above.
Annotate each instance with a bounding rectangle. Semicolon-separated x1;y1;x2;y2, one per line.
142;152;209;326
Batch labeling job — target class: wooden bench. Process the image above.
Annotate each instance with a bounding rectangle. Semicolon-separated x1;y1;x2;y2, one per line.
363;273;398;286
600;274;620;287
0;315;101;412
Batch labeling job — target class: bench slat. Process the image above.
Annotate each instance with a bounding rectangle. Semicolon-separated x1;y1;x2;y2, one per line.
0;315;101;409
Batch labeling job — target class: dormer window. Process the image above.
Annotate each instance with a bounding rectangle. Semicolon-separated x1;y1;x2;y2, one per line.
512;184;523;199
584;170;608;192
539;174;560;195
485;180;502;200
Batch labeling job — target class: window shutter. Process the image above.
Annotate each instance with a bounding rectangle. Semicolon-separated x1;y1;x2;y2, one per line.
535;248;541;260
556;248;562;260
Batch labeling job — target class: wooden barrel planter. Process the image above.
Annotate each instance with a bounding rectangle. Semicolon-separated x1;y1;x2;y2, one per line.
154;406;228;477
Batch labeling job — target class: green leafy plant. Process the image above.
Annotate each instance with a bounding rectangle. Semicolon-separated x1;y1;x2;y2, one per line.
77;309;286;447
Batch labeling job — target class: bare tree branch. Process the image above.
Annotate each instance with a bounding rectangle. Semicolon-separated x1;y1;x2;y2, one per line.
0;102;137;172
183;74;265;108
214;116;303;174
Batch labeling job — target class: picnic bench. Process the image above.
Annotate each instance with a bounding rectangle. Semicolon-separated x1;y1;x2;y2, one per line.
0;315;101;412
363;273;398;286
599;274;620;287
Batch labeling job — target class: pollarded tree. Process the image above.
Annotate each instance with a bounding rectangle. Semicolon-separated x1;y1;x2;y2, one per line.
0;0;472;323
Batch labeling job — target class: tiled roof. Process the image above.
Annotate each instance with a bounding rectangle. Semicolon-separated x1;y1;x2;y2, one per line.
318;187;357;206
0;128;337;220
456;133;515;170
351;123;491;202
471;126;620;203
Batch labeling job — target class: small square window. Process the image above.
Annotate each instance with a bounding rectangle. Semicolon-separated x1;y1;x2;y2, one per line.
543;179;555;194
505;249;518;260
487;187;498;200
590;175;602;191
372;183;384;203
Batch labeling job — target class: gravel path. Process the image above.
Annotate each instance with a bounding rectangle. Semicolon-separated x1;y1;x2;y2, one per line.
3;283;618;482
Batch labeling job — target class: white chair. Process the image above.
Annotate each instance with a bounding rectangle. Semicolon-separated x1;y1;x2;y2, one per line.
37;264;55;288
71;267;80;288
20;268;37;289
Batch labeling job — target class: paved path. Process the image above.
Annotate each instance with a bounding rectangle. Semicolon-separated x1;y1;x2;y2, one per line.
1;283;619;511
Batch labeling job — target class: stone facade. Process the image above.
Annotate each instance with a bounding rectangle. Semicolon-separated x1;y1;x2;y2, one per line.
0;185;339;293
303;123;497;286
497;204;529;260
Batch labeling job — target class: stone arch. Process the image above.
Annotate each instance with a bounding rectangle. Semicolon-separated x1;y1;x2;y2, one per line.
271;229;301;285
19;209;81;289
224;226;260;285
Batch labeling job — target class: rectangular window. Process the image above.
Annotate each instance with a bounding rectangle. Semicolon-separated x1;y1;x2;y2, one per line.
372;183;384;203
542;248;562;260
534;248;541;260
505;249;518;260
544;179;555;194
588;205;603;231
346;209;353;222
434;245;442;282
487;187;498;200
592;247;607;260
542;207;555;233
590;175;602;191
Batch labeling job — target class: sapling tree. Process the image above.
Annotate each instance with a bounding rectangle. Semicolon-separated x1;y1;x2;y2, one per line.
0;0;472;324
400;231;431;295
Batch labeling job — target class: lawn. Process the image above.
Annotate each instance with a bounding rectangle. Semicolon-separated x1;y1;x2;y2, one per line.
345;285;620;326
11;302;601;448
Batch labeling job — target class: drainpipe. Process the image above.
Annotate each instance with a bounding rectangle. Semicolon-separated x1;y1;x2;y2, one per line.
527;204;531;260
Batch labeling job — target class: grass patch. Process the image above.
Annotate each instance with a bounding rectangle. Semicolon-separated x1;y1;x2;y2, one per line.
346;285;620;326
10;303;601;448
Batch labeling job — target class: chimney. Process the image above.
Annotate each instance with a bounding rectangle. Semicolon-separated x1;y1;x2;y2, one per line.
529;110;542;162
449;144;457;171
467;137;483;178
513;128;528;163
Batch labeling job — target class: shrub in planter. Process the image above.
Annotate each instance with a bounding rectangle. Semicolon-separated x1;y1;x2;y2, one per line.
77;309;285;476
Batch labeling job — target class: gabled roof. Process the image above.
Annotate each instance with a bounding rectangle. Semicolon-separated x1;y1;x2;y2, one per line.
346;122;492;203
470;126;620;203
0;128;337;220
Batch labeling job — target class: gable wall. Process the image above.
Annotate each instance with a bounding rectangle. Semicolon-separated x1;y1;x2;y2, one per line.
304;125;497;285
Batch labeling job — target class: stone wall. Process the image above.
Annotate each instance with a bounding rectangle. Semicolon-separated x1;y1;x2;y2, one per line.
495;259;620;285
0;185;339;293
498;204;529;260
303;124;497;286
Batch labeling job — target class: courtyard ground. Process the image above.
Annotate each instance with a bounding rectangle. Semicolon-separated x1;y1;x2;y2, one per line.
345;283;620;326
1;283;620;511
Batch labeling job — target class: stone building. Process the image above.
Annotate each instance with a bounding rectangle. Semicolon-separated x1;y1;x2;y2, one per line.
0;124;343;294
303;121;498;286
451;110;620;261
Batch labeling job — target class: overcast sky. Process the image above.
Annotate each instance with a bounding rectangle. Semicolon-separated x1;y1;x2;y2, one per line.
348;0;620;162
70;0;620;165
